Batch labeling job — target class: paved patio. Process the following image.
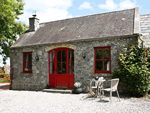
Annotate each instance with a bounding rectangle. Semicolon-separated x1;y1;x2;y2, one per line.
0;90;150;113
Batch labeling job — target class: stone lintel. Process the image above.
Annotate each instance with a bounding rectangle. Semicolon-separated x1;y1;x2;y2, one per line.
45;43;76;51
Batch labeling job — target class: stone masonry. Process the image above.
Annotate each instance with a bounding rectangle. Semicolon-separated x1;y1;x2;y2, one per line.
140;14;150;47
10;36;138;92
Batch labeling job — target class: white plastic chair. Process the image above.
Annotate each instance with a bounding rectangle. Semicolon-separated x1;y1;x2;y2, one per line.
97;77;105;96
99;78;120;102
90;78;99;93
90;77;105;97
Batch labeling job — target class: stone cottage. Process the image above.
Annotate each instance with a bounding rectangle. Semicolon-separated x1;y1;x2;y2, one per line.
10;7;144;91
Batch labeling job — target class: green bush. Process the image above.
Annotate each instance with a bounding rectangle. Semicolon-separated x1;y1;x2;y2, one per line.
113;36;150;96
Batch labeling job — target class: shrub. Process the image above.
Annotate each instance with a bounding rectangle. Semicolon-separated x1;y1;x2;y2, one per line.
113;36;150;96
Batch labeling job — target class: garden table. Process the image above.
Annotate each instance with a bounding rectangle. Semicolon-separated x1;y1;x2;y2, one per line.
89;78;106;98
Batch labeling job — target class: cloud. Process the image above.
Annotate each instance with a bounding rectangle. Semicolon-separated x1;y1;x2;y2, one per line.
18;8;72;25
98;0;137;11
119;0;136;10
24;0;73;10
79;2;93;10
37;8;72;23
18;0;73;24
98;0;117;10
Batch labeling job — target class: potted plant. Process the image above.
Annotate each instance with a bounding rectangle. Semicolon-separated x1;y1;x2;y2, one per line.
45;84;50;89
73;82;82;94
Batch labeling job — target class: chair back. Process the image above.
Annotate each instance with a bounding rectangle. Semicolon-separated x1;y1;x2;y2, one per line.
98;77;104;88
111;78;119;91
90;79;98;87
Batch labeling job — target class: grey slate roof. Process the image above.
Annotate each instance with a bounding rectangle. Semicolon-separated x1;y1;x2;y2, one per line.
11;7;140;48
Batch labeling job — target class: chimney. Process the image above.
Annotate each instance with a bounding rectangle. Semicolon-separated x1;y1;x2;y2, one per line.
29;14;39;31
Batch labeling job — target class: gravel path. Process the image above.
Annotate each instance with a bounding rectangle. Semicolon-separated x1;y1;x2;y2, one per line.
0;90;150;113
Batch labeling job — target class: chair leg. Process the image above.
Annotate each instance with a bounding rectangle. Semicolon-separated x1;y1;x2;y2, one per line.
110;91;112;102
116;90;120;102
99;89;102;100
102;90;104;97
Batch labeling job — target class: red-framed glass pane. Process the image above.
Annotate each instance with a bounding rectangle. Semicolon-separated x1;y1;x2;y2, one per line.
49;48;74;75
62;63;66;74
95;47;111;73
68;49;74;74
50;63;53;74
23;52;32;73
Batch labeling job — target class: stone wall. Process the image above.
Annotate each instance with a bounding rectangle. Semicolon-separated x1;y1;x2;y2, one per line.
10;36;138;91
140;14;150;47
10;45;49;90
74;37;137;92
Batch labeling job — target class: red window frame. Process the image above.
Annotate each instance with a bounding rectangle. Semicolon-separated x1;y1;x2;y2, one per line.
94;47;111;73
23;52;32;73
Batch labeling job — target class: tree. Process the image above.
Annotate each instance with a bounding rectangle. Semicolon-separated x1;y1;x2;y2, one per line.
113;36;150;96
0;0;28;63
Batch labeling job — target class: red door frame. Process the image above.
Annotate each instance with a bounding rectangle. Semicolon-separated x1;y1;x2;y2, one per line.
48;48;74;89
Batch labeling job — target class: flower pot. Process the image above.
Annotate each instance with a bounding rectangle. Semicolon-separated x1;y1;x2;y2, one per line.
46;84;50;89
73;87;82;94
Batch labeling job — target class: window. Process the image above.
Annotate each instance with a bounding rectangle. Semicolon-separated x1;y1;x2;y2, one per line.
94;47;111;73
49;48;74;74
23;52;32;73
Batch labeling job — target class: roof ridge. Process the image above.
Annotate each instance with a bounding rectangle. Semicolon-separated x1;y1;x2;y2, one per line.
39;7;136;25
140;14;150;16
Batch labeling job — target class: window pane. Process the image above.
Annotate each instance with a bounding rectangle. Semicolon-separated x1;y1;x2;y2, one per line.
24;63;28;71
24;54;27;62
96;49;102;59
62;63;66;74
57;63;61;74
57;51;61;62
103;49;110;59
68;50;71;61
69;62;71;74
28;54;32;62
62;50;66;62
72;62;74;74
53;63;55;74
104;60;110;71
72;50;74;61
50;52;52;62
53;51;55;62
29;63;32;71
50;63;52;74
96;61;103;71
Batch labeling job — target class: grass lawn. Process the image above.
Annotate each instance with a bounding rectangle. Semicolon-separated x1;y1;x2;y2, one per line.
0;79;10;83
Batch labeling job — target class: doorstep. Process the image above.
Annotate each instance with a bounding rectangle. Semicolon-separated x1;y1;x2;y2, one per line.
43;89;72;94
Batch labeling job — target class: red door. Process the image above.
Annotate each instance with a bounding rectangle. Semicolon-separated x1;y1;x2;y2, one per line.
48;48;74;89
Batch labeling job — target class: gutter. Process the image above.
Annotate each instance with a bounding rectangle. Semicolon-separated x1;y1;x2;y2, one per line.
10;34;138;49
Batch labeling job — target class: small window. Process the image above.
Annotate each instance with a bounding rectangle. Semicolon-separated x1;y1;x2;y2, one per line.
23;52;32;73
94;47;111;73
